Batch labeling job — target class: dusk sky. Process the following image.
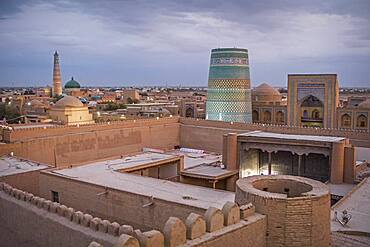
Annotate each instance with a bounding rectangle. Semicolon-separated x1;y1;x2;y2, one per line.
1;0;370;87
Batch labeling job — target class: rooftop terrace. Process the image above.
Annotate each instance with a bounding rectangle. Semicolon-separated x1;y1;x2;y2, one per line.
332;177;370;234
239;130;346;143
50;151;234;210
0;155;49;177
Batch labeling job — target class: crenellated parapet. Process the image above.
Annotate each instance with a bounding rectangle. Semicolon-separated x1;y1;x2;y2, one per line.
0;182;265;247
0;182;139;247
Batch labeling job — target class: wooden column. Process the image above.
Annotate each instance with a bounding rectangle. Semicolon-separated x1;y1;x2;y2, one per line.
298;154;302;176
268;152;272;175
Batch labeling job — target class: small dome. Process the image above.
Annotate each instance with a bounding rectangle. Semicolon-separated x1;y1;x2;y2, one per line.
55;95;83;107
252;83;282;103
65;77;81;89
254;83;281;95
358;99;370;109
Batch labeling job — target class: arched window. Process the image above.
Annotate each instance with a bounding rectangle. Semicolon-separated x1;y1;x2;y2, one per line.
185;107;194;118
301;95;323;107
263;110;271;122
252;110;259;122
357;114;368;128
303;110;308;118
341;114;351;127
312;109;320;119
276;111;284;123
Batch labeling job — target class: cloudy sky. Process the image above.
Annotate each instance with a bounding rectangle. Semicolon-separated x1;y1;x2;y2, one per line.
0;0;370;87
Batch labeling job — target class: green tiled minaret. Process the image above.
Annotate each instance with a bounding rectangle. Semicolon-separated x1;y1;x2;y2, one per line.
206;48;252;123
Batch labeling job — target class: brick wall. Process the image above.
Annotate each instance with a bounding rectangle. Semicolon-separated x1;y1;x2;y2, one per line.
235;175;330;247
0;170;44;195
0;190;118;247
0;118;180;166
39;172;206;231
180;118;370;153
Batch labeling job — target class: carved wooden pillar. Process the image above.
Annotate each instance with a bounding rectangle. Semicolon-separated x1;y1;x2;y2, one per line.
268;151;272;175
298;154;302;176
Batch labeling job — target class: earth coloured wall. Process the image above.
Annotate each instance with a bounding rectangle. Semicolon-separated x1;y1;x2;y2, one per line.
0;189;118;247
0;117;368;168
180;118;370;153
39;172;207;231
0;117;179;167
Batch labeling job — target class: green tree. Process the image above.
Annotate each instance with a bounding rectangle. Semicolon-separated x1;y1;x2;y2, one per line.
0;103;21;123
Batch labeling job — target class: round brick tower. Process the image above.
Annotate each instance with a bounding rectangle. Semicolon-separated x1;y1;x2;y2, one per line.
53;51;63;97
206;48;252;123
235;175;331;247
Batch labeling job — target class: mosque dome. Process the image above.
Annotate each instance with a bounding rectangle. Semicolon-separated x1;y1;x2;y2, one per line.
252;83;282;103
55;95;83;108
64;77;81;89
358;99;370;109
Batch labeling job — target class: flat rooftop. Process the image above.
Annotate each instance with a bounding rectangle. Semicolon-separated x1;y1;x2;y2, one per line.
0;156;49;177
167;150;221;169
239;131;346;143
332;177;370;234
181;164;238;180
328;183;355;197
51;152;234;210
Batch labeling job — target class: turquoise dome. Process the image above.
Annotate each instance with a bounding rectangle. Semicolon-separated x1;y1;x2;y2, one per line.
65;77;81;89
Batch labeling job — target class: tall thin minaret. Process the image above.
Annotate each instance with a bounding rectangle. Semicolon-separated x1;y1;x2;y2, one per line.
53;51;62;97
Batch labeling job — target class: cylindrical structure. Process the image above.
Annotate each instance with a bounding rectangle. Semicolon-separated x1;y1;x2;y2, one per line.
235;175;331;247
206;48;252;123
53;51;63;97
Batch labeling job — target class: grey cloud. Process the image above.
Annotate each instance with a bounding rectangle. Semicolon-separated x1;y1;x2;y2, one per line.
0;0;369;87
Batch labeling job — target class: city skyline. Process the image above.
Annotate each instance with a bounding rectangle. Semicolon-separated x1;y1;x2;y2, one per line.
1;0;370;87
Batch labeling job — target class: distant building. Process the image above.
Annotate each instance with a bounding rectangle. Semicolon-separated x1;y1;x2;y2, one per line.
337;98;370;131
179;99;205;119
64;77;84;97
52;51;63;97
249;74;369;132
206;48;252;123
36;86;52;97
121;89;140;104
287;74;339;128
126;103;177;118
49;95;94;125
252;83;287;124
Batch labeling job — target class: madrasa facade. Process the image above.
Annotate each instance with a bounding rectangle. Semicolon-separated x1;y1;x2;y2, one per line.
252;74;369;131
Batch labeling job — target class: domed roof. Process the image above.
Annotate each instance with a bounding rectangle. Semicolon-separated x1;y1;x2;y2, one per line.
253;83;281;96
358;99;370;109
55;95;83;107
65;77;81;89
252;83;282;103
